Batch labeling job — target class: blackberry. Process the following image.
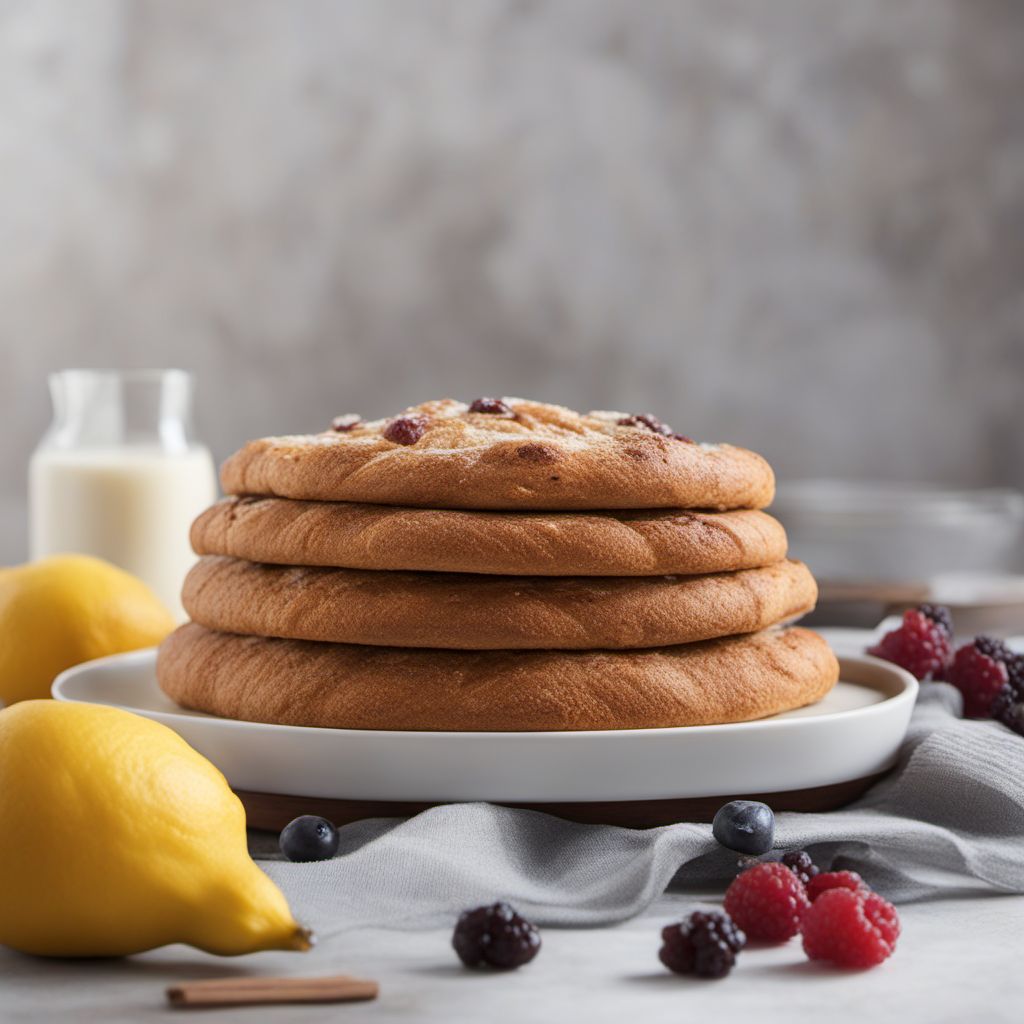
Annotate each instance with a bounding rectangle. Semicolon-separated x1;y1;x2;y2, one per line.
974;635;1013;665
917;603;953;637
452;902;541;970
1007;655;1024;697
659;911;745;979
781;850;820;886
992;685;1024;737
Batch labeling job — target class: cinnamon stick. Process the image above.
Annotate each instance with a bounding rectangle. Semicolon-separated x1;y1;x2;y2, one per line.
166;974;379;1009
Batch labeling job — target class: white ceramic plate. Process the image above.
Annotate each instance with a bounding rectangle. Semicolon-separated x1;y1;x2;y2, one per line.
52;629;916;803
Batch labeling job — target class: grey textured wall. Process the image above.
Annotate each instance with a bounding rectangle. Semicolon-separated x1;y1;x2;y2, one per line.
2;0;1023;562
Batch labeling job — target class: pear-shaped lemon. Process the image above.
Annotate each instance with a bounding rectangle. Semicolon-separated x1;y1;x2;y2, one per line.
0;700;312;957
0;554;175;705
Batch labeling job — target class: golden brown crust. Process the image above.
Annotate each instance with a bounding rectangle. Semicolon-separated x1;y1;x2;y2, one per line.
219;398;775;511
182;557;817;650
157;624;839;732
191;497;789;577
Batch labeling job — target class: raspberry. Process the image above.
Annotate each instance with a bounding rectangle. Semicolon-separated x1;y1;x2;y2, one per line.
867;609;952;681
781;849;820;886
724;862;809;943
659;911;746;979
947;642;1009;718
867;892;901;948
801;888;900;968
917;603;953;637
452;902;541;970
806;871;867;902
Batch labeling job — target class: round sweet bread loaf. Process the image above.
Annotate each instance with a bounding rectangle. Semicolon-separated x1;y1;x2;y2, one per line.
219;398;774;511
191;497;788;577
157;623;839;732
182;557;817;650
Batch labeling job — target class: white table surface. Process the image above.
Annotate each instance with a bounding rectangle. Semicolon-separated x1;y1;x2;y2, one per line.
4;891;1023;1023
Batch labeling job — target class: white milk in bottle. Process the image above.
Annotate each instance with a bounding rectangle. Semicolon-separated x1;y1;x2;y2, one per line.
29;370;217;621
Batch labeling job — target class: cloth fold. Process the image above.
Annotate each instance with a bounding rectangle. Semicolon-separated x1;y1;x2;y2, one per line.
255;683;1024;938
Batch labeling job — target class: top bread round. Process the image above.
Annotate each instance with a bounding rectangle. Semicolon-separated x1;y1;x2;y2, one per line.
219;398;775;511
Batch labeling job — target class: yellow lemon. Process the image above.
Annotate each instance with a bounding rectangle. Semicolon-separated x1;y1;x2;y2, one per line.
0;554;175;705
0;700;312;957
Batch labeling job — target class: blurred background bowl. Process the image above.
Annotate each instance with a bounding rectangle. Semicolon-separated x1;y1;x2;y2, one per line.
776;480;1024;627
776;480;1024;583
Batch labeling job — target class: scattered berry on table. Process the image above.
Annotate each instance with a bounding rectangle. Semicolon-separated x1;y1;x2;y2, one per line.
801;887;900;968
806;871;868;902
781;849;820;886
452;902;541;970
916;603;953;636
947;642;1009;718
279;815;340;863
724;862;810;942
712;800;775;856
659;911;746;979
867;609;952;681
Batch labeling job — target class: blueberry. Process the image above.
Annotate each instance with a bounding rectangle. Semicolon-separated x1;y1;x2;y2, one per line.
711;800;775;855
279;815;340;862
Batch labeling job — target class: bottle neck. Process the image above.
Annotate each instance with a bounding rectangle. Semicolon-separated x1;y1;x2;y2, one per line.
45;369;196;452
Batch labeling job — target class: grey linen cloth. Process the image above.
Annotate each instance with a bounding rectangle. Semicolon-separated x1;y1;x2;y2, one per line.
255;683;1024;939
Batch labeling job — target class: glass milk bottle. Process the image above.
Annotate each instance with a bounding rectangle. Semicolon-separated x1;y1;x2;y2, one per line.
29;369;217;621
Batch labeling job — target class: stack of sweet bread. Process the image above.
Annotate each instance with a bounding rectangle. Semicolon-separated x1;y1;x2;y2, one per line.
157;398;838;731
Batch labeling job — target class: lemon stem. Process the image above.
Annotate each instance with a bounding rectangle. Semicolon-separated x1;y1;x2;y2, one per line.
289;925;316;952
